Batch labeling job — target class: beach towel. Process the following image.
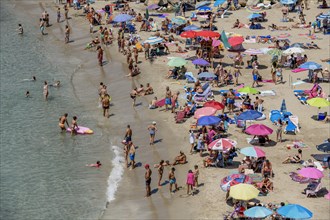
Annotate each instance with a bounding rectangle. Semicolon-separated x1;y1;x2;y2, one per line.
261;79;274;83
292;81;306;86
244;38;257;43
155;98;165;107
260;90;276;96
292;68;307;73
289;172;310;183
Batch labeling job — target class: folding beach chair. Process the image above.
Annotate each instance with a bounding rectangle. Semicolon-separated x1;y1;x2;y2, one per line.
284;119;298;134
185;72;197;83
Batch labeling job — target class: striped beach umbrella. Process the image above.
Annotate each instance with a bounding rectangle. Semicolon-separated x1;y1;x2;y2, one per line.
144;37;164;45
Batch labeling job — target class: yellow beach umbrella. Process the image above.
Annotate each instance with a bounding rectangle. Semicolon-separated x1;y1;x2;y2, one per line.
307;98;330;108
229;183;259;201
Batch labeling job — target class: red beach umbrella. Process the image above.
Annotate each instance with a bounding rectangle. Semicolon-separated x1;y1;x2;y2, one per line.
180;31;197;38
196;30;220;38
228;36;244;47
203;101;225;110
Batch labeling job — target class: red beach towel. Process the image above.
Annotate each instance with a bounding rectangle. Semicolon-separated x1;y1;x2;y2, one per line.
155;98;165;107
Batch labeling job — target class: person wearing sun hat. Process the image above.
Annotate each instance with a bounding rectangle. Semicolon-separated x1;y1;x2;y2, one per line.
147;121;158;145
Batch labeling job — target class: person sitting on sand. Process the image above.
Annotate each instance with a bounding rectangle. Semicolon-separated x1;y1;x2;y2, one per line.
85;36;100;49
145;83;154;95
132;65;140;76
283;149;302;164
238;156;253;173
232;19;240;28
149;97;158;109
172;151;187;165
175;43;184;53
203;150;218;168
261;176;274;191
86;161;102;168
137;84;145;96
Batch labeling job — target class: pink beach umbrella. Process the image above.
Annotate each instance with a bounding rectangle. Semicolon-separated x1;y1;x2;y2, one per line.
298;167;324;179
245;124;273;136
208;138;237;151
325;192;330;200
194;107;217;119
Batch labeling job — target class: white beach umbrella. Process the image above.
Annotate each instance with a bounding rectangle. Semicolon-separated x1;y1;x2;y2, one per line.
143;37;164;45
283;47;305;55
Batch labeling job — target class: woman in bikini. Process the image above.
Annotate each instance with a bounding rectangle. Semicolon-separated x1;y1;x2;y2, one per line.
283;149;302;163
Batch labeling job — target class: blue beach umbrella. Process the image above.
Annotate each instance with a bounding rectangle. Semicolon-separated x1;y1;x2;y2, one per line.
113;14;133;22
248;13;262;19
280;99;287;113
237;110;263;121
197;116;221;126
280;0;297;5
214;0;226;7
195;1;211;9
197;72;217;79
316;142;330;152
171;17;186;25
183;25;200;31
317;12;330;20
244;206;273;218
277;204;313;219
197;6;212;12
299;61;322;70
192;58;210;66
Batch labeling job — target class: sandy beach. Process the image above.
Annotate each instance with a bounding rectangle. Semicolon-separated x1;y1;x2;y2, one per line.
4;0;330;219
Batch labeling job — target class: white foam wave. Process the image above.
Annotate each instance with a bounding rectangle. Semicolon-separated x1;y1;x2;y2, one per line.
106;145;124;203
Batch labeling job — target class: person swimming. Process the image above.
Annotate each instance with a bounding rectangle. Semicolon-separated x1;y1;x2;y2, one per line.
86;161;102;168
22;76;36;82
25;91;30;97
49;80;60;87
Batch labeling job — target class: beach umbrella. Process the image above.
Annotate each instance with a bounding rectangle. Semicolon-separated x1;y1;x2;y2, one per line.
280;99;287;113
208;138;237;151
214;0;226;7
283;47;305;55
195;1;211;9
171;16;186;25
244;48;264;55
147;4;160;10
192;58;210;66
325;192;330;200
229;183;259;201
144;36;164;45
237;110;263;121
245;124;273;136
290;43;304;48
238;86;259;94
289;172;311;183
197;72;217;79
220;174;253;192
113;14;133;22
246;6;265;13
228;36;244;47
197;115;221;126
248;13;262;19
316;142;330;152
167;57;187;67
280;0;297;5
306;98;330;108
180;31;197;38
267;49;283;57
194;107;217;119
196;30;220;38
183;25;200;31
203;100;225;110
145;8;149;20
298;167;324;179
299;61;322;70
277;204;313;219
244;206;273;218
197;6;212;12
317;14;330;20
240;146;266;158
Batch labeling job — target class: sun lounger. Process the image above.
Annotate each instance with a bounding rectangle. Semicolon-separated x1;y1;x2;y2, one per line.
269;110;282;123
194;83;212;102
285;116;299;134
306;182;322;198
185;72;197;83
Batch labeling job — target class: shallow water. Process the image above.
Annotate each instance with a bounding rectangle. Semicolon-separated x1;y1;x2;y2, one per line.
0;4;114;220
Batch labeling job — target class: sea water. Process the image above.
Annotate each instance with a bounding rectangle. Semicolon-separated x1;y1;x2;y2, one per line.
0;4;123;219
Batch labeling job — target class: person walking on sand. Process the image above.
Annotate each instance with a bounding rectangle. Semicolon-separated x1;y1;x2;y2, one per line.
189;130;195;154
171;91;179;113
97;46;103;66
70;116;78;135
186;170;195;195
128;142;136;170
58;113;69;131
130;88;138;107
147;121;157;145
133;46;139;64
165;86;172;111
65;25;70;43
102;93;111;117
194;165;199;188
124;125;132;143
157;160;164;187
43;81;49;100
64;4;69;20
39;18;45;35
169;167;178;194
145;164;152;197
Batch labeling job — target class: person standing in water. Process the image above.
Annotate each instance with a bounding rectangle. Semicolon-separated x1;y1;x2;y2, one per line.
39;18;45;35
58;113;69;131
157;160;164;187
71;116;78;135
147;121;157;145
145;164;152;197
124;125;132;143
43;81;49;101
128;142;136;170
17;24;23;34
101;93;110;118
65;25;70;43
97;46;103;66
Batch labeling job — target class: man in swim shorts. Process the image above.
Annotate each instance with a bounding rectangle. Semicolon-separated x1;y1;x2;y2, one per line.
71;116;78;135
58;113;69;131
124;125;132;143
102;93;110;118
165;86;172;111
145;164;152;197
169;167;178;193
129;142;136;170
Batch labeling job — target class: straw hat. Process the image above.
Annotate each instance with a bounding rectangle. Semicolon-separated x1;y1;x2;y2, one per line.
152;121;156;125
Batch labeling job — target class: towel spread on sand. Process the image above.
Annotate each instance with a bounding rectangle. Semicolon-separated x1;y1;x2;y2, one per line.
292;68;307;73
292;81;306;86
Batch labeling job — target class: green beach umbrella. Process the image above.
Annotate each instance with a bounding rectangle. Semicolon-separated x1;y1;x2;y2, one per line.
146;8;149;20
238;86;259;94
167;57;188;67
171;16;186;25
307;98;330;108
267;49;282;57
